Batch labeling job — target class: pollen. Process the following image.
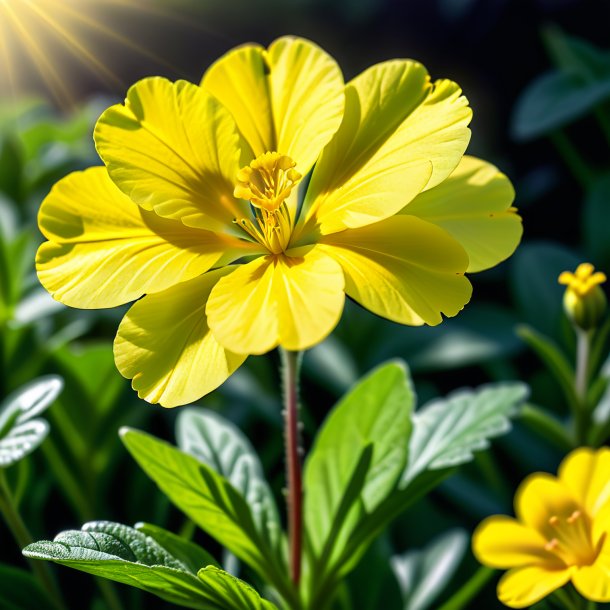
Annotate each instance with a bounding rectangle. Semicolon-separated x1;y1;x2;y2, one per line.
234;151;301;212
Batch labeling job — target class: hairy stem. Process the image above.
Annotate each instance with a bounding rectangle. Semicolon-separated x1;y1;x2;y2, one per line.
280;348;303;588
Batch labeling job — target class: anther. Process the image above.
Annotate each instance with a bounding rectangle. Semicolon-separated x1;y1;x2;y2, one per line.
545;538;559;551
567;510;581;524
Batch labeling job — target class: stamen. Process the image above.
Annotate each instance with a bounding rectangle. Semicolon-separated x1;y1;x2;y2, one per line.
543;509;597;567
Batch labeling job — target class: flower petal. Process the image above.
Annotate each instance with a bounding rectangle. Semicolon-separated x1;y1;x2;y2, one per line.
202;36;344;176
318;215;472;326
206;246;345;354
401;156;522;272
573;536;610;602
558;447;610;518
94;77;246;232
36;167;255;309
114;268;246;407
300;60;471;235
497;566;572;608
473;515;556;569
515;473;581;536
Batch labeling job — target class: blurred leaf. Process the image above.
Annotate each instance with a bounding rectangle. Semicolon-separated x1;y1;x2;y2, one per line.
391;529;468;610
23;521;276;609
303;337;359;394
402;382;528;486
510;241;581;337
516;325;578;409
176;408;280;548
512;70;610;141
120;428;289;597
305;362;413;565
12;288;65;325
135;522;219;573
0;375;62;467
584;174;610;266
0;563;51;610
0;135;22;201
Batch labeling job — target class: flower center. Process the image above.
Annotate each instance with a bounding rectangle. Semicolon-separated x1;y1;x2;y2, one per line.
543;510;599;567
233;152;302;253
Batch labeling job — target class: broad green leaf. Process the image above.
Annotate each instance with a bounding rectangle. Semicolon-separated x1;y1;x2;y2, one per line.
305;362;413;559
176;408;280;548
0;563;50;610
509;242;581;338
136;522;220;573
0;376;63;467
583;174;610;267
391;529;468;610
511;70;610;141
402;382;528;486
23;521;277;610
120;429;292;602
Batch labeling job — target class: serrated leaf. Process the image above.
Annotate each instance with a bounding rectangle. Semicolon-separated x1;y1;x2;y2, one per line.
120;428;292;603
305;362;413;558
176;408;280;548
136;522;219;574
23;521;277;610
402;383;528;486
0;376;63;467
391;529;468;610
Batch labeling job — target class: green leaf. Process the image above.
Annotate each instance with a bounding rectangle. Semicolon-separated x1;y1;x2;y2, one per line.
136;522;220;574
512;70;610;141
23;521;277;610
176;408;280;548
120;428;293;605
583;174;610;267
509;242;581;338
0;376;63;467
0;563;51;610
516;325;578;409
402;382;529;486
391;529;468;610
305;362;413;558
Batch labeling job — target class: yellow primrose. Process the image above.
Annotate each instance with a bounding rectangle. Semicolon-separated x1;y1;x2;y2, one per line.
473;447;610;608
36;36;522;407
559;263;607;330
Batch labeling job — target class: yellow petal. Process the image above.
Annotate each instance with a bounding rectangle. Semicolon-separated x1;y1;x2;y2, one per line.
515;473;581;536
36;167;254;309
401;156;522;272
202;36;344;177
497;566;572;608
206;246;345;354
95;77;246;233
318;215;472;326
558;447;610;517
473;515;556;569
300;61;471;235
114;268;246;407
573;536;610;601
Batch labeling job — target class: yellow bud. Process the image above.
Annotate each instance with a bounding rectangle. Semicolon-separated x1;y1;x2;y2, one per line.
558;263;607;330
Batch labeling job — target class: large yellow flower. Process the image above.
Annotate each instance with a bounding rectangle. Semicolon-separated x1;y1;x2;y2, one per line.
473;448;610;608
36;36;522;407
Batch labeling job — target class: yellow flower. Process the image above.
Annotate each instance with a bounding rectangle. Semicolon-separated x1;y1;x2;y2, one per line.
36;36;522;407
473;447;610;608
559;263;607;330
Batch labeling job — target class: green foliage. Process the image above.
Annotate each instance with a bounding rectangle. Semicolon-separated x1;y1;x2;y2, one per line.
176;407;280;548
23;521;277;610
0;563;50;610
0;376;62;467
391;529;468;610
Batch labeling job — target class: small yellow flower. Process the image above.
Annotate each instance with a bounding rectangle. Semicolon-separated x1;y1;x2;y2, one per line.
36;36;522;407
473;447;610;608
559;263;607;330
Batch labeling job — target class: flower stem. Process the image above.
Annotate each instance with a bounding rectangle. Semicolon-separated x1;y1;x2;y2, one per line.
436;566;495;610
0;468;66;610
280;348;303;587
574;328;592;445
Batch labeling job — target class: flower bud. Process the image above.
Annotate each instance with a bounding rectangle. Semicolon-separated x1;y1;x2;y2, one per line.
558;263;607;331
